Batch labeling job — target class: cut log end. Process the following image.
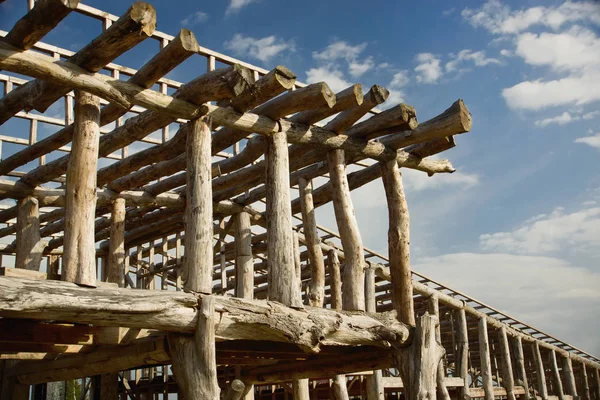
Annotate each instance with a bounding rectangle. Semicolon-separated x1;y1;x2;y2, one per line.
273;65;297;89
178;28;200;52
128;2;157;36
319;82;337;108
369;85;390;105
455;99;472;133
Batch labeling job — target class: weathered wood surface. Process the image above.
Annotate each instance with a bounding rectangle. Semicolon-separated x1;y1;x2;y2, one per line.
513;336;530;399
479;317;495;400
333;375;350;400
292;379;310;400
15;196;42;271
62;91;99;287
0;276;411;351
533;342;549;400
183;118;213;293
381;160;414;326
327;249;343;312
365;266;384;400
498;326;517;400
561;355;577;397
455;309;470;400
234;211;253;299
226;379;246;400
106;198;125;286
345;103;417;140
549;349;565;400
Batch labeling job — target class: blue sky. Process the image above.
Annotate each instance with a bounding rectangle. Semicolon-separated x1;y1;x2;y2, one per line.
1;0;599;354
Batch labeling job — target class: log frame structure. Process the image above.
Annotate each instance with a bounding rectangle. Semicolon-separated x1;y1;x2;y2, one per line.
0;2;599;399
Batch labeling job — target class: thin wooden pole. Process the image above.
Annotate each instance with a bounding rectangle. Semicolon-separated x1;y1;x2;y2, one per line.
234;212;253;299
479;317;494;400
183;117;213;293
549;350;565;400
265;130;301;307
380;160;414;326
456;309;470;400
582;364;591;400
513;336;530;400
62;90;100;287
428;294;451;400
592;368;600;400
365;266;384;400
106;197;125;287
327;249;342;311
498;326;516;400
298;177;325;307
327;149;365;311
533;342;549;400
561;355;577;398
15;196;42;271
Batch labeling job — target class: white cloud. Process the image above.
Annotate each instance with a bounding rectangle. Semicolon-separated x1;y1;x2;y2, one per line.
349;57;374;78
582;110;600;120
403;169;479;192
181;11;208;26
225;0;258;16
414;53;443;84
499;49;513;57
534;112;575;127
446;49;501;72
479;206;600;255
224;34;295;63
384;70;410;106
305;66;352;93
575;132;600;149
462;0;600;35
312;41;367;63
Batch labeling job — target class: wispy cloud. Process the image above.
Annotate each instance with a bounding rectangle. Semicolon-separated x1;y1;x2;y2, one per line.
534;111;575;127
446;49;501;72
414;53;443;84
224;34;295;63
225;0;259;16
575;132;600;150
305;66;351;93
181;11;208;26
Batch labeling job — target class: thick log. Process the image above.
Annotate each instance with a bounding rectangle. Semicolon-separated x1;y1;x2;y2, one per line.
328;149;365;311
299;177;325;307
427;295;451;400
561;355;577;398
455;309;470;400
479;317;494;400
169;296;220;399
345;104;417;140
0;276;411;351
234;211;253;299
394;313;445;400
15;196;42;271
0;28;198;177
289;83;364;125
513;336;530;400
265;130;302;307
1;0;79;50
533;342;549;400
106;198;125;286
62;91;100;287
292;379;310;400
549;350;565;400
226;379;246;400
0;2;156;124
380;160;414;326
327;249;343;312
498;326;517;400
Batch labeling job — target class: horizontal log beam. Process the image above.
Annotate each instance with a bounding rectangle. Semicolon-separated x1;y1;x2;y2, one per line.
0;276;411;352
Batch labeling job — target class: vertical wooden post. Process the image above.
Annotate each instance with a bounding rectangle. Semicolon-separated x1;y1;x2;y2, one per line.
327;249;342;311
456;309;470;400
292;379;310;400
380;160;414;326
183;118;213;294
427;295;451;400
234;212;253;299
533;342;548;400
15;196;42;271
293;231;302;292
479;317;494;400
513;336;530;400
106;197;125;287
298;177;325;307
327;149;365;311
498;326;516;400
265;130;302;307
365;266;384;400
62;90;100;287
592;368;600;400
169;117;219;399
549;350;565;400
561;355;577;398
582;364;590;400
333;375;350;400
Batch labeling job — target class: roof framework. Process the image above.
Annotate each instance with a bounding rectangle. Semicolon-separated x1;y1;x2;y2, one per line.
0;1;598;399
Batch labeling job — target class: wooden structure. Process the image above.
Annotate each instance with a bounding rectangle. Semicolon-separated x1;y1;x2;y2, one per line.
0;1;599;399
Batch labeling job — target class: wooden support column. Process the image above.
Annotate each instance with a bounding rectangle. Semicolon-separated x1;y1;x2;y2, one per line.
365;266;384;400
427;295;451;400
298;177;325;307
293;379;310;400
327;249;342;311
561;355;577;399
333;375;350;400
170;117;219;399
106;197;125;287
455;309;470;400
592;368;600;400
498;326;517;400
549;350;565;400
513;336;530;400
479;317;495;400
265;130;301;307
234;211;253;299
183;117;213;293
327;148;365;311
15;196;42;271
582;364;590;400
533;342;549;400
62;90;100;287
380;160;414;326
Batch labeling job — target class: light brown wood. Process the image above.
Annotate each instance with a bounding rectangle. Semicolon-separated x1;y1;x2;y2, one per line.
299;177;325;307
292;379;310;400
479;317;495;400
427;295;451;400
183;118;213;293
380;160;414;326
582;364;590;400
106;198;125;287
328;149;365;311
15;196;42;271
498;326;517;400
513;336;530;400
345;103;417;140
549;349;565;400
533;342;549;400
365;266;384;400
226;379;246;400
234;211;254;299
561;355;577;398
327;249;343;312
265;130;302;307
333;375;350;400
455;309;470;400
62;90;100;287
